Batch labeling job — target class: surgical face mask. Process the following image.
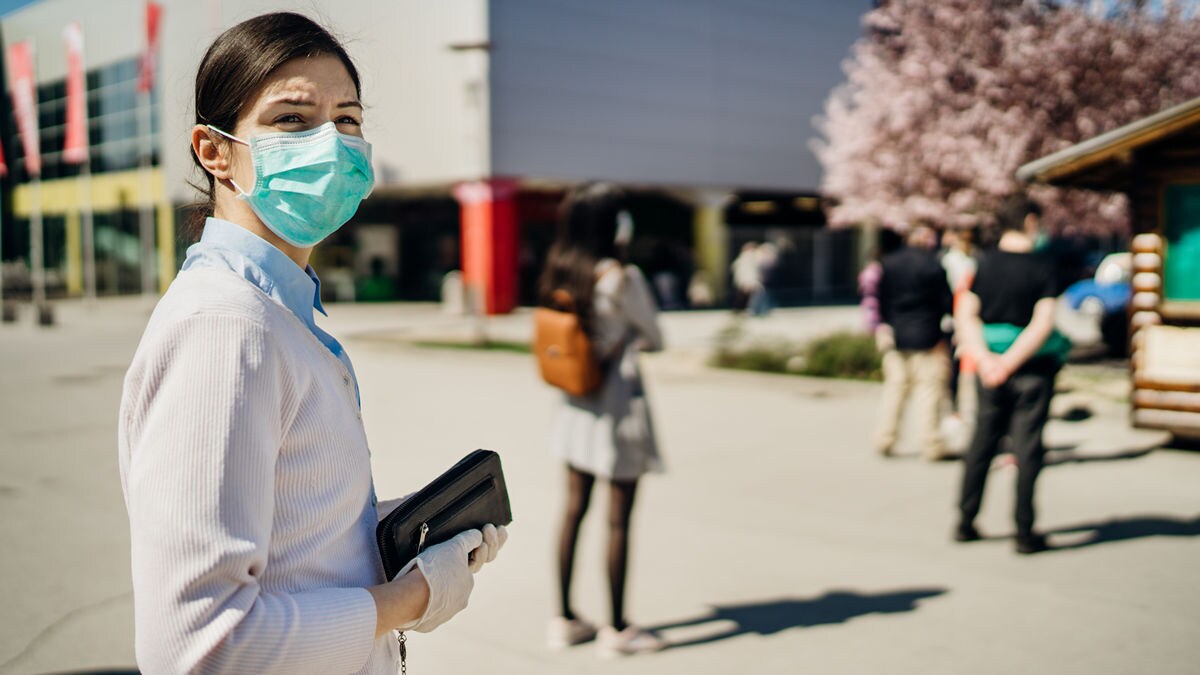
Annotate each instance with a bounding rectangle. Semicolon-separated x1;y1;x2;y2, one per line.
208;121;375;248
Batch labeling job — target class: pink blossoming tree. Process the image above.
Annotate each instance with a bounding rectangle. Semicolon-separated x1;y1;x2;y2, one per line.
813;0;1200;234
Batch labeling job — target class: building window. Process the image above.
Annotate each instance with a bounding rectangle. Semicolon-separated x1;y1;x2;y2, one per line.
1163;184;1200;302
8;56;159;182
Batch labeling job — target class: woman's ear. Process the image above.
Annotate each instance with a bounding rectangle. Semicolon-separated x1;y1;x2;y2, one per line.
191;124;231;180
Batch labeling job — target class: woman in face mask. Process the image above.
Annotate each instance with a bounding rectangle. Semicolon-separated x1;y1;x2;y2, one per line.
117;13;505;674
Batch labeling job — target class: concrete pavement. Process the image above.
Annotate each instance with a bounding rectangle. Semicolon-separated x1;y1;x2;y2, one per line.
0;298;1195;674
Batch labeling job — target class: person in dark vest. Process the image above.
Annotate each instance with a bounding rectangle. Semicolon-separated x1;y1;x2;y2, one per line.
874;224;954;460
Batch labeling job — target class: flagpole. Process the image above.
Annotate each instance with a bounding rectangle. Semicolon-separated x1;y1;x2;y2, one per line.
81;161;95;303
138;86;154;300
64;21;96;305
31;175;46;320
136;2;161;302
0;186;6;322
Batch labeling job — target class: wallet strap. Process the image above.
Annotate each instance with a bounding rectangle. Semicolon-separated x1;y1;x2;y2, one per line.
398;631;408;675
397;525;429;675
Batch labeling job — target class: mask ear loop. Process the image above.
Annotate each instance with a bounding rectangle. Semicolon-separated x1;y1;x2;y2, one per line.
206;125;252;196
615;210;634;246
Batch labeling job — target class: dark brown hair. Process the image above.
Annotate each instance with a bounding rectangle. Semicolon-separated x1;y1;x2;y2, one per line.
995;194;1042;233
537;182;626;336
187;12;361;239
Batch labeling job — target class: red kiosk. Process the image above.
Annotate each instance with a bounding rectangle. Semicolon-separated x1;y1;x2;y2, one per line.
453;179;520;315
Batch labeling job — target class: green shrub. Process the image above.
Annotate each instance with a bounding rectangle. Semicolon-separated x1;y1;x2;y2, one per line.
800;331;881;381
414;339;532;354
710;342;796;373
710;327;881;381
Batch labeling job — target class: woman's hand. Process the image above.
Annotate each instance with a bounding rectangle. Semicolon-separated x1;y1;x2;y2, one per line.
370;525;509;637
977;353;1012;388
403;529;481;632
468;524;508;573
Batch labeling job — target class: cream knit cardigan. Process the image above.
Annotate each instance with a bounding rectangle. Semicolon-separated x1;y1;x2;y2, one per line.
118;268;395;674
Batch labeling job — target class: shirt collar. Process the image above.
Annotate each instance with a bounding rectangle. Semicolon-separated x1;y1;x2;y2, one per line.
183;217;328;323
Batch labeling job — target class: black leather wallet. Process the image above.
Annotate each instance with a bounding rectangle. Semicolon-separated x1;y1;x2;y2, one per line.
376;449;514;581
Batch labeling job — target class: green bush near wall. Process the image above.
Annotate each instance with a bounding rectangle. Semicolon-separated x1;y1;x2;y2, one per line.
711;326;882;381
801;332;882;380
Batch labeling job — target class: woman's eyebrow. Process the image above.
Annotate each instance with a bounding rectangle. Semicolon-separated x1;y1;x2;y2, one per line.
265;96;316;107
263;96;361;110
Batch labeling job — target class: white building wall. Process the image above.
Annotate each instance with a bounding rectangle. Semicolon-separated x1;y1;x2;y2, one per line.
487;0;863;192
209;0;491;190
4;0;863;197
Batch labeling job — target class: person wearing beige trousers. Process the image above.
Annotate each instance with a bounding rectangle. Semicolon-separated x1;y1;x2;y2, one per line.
873;225;954;460
875;342;951;459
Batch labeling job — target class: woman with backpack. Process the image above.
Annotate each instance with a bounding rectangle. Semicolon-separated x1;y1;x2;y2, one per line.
538;182;666;656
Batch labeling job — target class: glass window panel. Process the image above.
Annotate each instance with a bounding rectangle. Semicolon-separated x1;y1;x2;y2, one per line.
1164;184;1200;302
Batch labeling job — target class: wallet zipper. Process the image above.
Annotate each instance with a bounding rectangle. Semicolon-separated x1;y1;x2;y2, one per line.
416;522;429;554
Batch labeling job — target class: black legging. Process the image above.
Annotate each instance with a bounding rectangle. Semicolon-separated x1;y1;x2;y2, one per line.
557;466;639;630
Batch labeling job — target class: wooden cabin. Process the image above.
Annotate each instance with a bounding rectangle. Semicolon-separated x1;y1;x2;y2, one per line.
1017;96;1200;439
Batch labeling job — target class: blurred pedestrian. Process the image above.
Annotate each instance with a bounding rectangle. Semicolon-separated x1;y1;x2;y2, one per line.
940;228;980;448
538;182;667;656
954;195;1069;554
750;241;779;316
857;247;883;334
117;14;506;673
874;225;954;460
940;228;978;294
730;241;761;313
687;270;715;308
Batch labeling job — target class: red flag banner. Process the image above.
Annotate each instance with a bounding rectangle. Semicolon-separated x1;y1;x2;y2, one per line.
63;22;89;164
136;1;162;94
7;40;40;178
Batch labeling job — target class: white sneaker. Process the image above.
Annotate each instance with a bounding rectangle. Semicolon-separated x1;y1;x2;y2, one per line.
596;625;667;657
546;616;597;648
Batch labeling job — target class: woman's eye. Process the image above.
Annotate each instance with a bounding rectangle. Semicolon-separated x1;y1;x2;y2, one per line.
275;113;304;125
336;116;362;126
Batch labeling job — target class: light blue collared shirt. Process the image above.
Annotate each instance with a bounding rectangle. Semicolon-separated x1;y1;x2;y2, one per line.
181;217;359;403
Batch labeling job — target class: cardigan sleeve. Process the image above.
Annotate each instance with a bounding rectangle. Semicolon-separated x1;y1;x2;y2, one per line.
619;265;663;352
119;312;378;674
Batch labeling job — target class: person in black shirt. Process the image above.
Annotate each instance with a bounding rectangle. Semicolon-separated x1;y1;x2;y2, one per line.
874;225;954;460
953;196;1061;554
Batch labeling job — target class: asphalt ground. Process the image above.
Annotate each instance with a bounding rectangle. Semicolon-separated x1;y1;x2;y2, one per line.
0;299;1195;675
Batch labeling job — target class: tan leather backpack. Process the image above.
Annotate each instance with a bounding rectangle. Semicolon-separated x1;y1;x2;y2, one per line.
533;289;603;397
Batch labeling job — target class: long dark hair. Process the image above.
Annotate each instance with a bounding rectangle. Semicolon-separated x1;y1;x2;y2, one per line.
538;182;627;336
188;12;361;239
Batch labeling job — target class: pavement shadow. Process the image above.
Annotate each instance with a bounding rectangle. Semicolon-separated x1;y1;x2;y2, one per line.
1047;514;1200;550
45;671;139;675
648;587;946;650
1051;405;1093;422
1045;446;1154;466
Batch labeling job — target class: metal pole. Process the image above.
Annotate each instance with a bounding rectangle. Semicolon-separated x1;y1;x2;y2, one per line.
31;177;44;307
81;161;96;303
0;182;4;313
137;88;155;298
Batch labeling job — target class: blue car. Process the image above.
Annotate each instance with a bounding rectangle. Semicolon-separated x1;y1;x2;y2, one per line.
1063;253;1131;317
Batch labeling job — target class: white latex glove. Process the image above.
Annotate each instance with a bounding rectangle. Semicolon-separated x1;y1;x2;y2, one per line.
398;529;481;633
468;524;509;573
